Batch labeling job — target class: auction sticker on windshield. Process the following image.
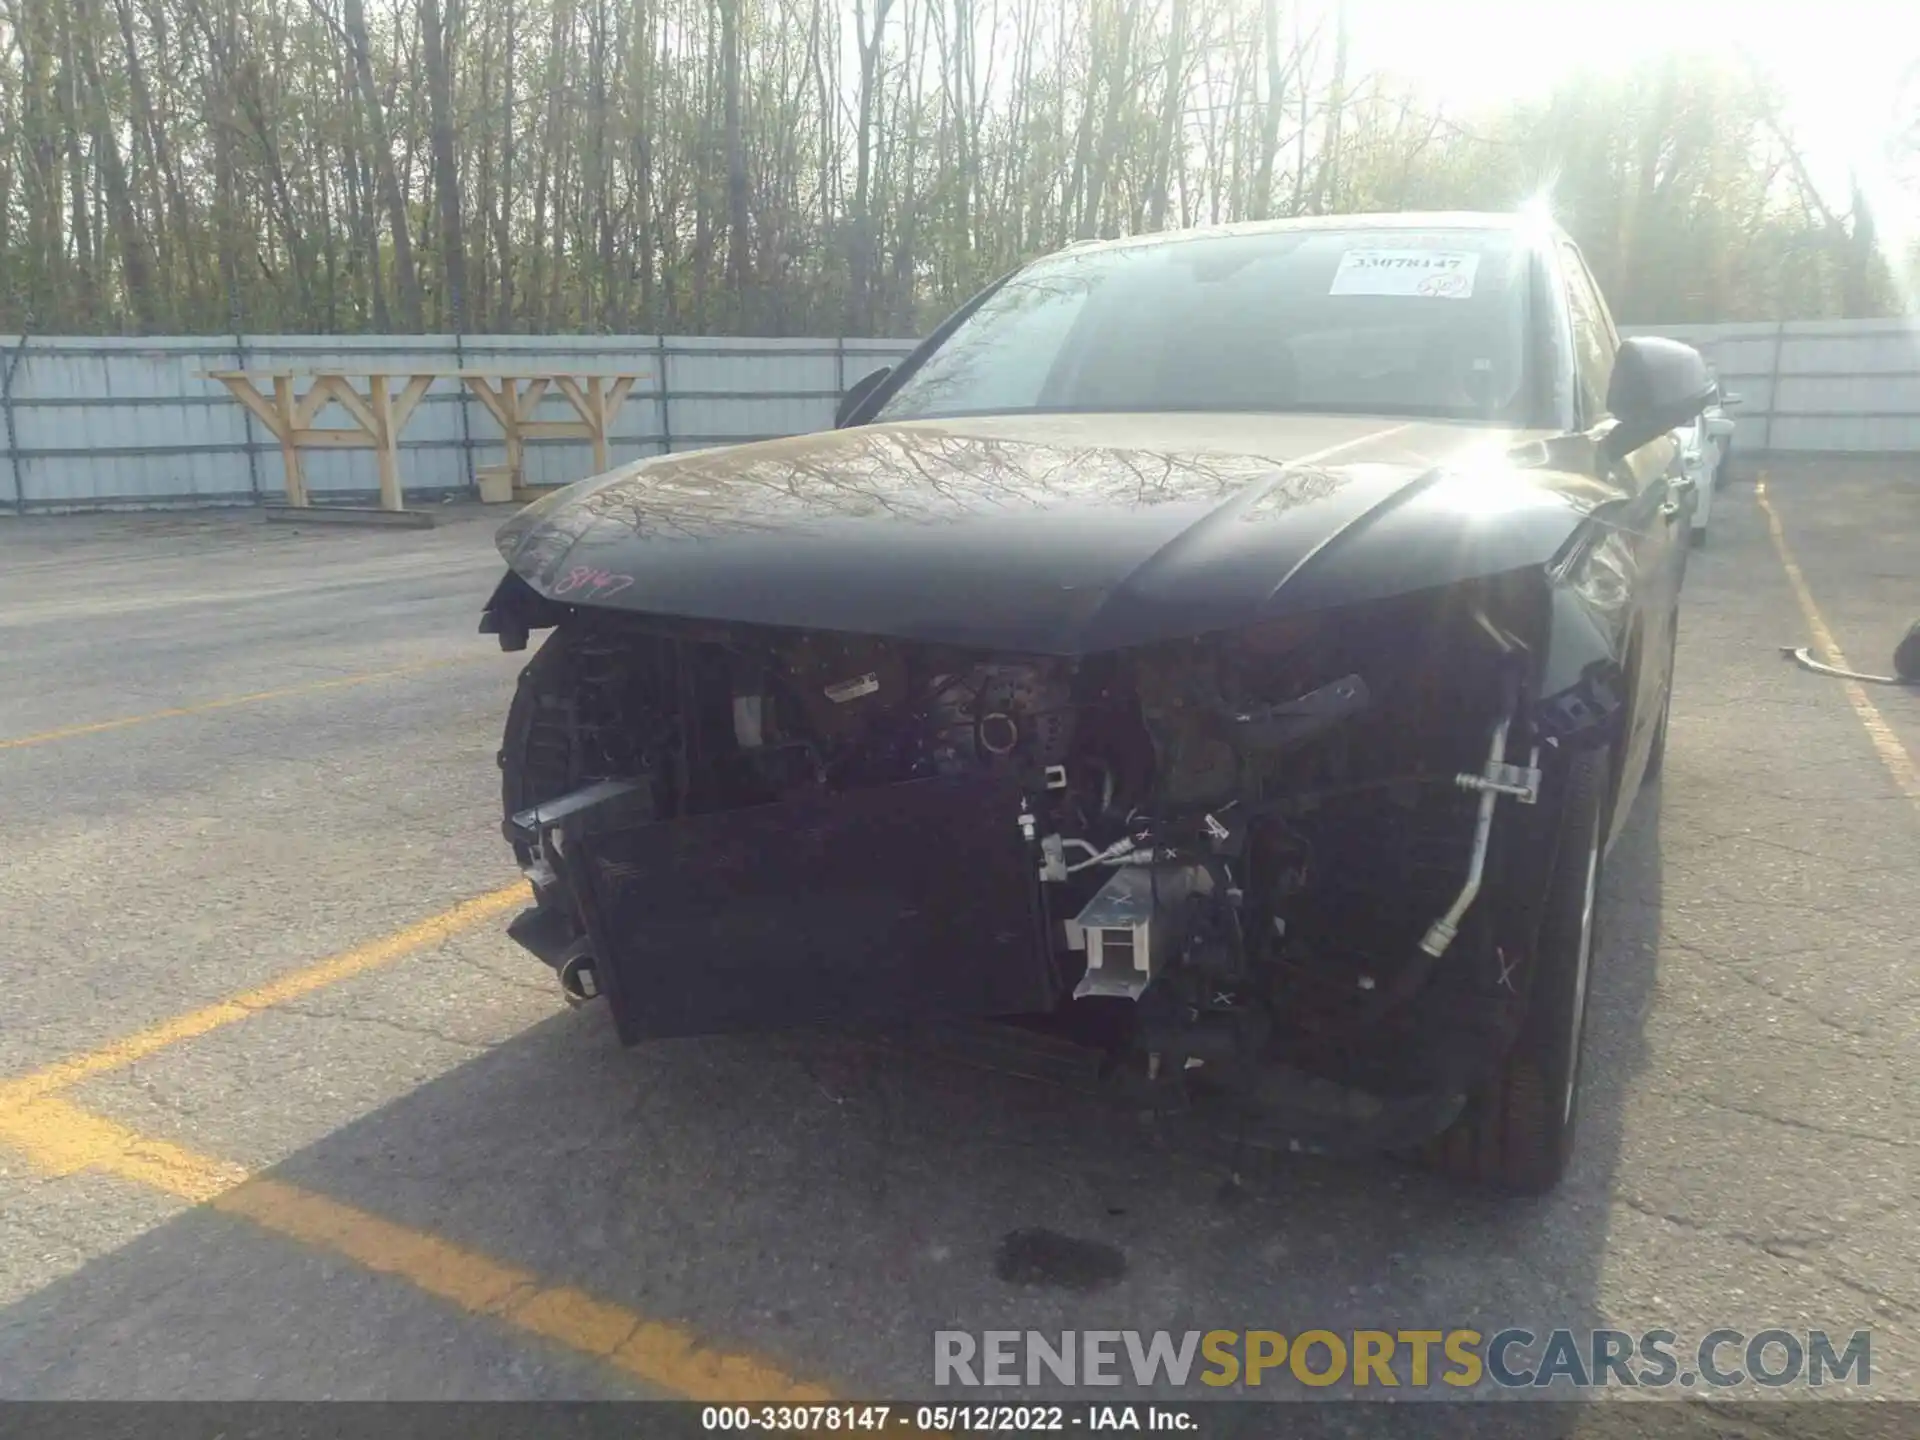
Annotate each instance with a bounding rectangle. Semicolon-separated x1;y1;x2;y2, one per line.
1330;248;1480;299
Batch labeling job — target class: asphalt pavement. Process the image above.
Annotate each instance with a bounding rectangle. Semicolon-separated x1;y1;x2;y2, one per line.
0;462;1915;1417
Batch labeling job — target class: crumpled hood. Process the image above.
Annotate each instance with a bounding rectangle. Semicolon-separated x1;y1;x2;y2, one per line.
496;411;1609;654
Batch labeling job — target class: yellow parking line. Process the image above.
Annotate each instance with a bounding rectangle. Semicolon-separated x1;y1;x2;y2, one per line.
1757;472;1920;809
0;655;489;751
0;1093;251;1202
0;883;527;1106
0;1094;831;1401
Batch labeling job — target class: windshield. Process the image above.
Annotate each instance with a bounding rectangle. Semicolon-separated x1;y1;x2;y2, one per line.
877;227;1536;426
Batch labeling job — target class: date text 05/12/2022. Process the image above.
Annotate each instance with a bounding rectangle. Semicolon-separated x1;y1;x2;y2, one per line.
701;1405;1196;1433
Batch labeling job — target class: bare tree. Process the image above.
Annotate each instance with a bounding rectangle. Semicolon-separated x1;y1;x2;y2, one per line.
344;0;422;326
0;0;1896;336
420;0;467;328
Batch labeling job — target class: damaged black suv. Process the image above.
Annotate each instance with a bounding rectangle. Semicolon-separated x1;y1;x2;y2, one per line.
480;213;1712;1193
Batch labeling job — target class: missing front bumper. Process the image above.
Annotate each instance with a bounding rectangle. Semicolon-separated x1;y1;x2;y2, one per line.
517;773;1061;1042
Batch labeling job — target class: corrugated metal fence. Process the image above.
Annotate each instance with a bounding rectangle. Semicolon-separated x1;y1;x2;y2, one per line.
0;333;917;513
1620;318;1920;457
3;319;1917;513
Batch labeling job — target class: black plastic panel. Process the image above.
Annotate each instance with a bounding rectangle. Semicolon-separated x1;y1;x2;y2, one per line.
556;774;1058;1042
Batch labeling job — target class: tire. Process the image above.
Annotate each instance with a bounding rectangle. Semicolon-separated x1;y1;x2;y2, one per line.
1425;746;1609;1195
1714;442;1734;489
1642;611;1677;781
1643;686;1670;780
1688;524;1707;550
1895;619;1920;684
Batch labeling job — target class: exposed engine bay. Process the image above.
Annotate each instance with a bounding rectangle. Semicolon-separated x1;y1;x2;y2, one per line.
498;570;1610;1151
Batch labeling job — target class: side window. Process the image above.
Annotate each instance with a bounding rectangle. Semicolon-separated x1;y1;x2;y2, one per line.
1560;244;1616;422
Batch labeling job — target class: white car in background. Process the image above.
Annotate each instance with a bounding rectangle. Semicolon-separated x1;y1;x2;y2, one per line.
1676;380;1741;548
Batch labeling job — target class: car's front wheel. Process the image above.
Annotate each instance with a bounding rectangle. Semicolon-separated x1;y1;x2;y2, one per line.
1643;611;1677;782
1425;746;1609;1195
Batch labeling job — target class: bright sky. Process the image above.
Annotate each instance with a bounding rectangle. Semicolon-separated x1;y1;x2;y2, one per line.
1356;0;1918;211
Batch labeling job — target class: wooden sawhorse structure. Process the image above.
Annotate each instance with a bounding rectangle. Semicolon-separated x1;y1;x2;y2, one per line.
205;368;644;512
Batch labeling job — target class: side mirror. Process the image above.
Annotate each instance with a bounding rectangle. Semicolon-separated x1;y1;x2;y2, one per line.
1602;336;1715;460
1720;390;1744;409
834;366;891;428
